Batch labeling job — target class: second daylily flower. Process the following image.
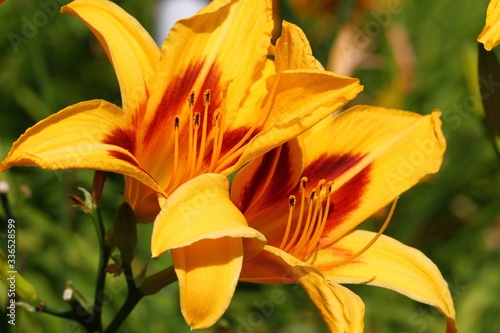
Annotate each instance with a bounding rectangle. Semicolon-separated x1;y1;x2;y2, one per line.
230;22;457;332
0;0;362;329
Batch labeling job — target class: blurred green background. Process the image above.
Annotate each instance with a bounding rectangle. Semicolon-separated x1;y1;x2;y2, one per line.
1;0;499;332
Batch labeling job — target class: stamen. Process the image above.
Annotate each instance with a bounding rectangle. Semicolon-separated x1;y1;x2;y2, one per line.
283;177;308;252
209;109;222;171
186;91;195;180
188;112;201;178
279;195;296;249
290;189;316;256
195;89;211;174
331;196;399;266
165;116;181;193
305;181;333;256
295;187;323;257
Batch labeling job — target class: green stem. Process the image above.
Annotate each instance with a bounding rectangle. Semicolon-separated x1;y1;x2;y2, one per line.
123;262;136;292
90;205;111;332
104;290;143;333
104;266;178;333
35;302;77;320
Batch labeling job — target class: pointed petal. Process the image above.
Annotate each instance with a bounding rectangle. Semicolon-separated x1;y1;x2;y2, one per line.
145;0;272;130
62;0;160;111
151;173;265;258
241;246;365;332
301;106;446;246
312;230;456;333
275;21;319;71
478;0;500;50
172;237;243;330
136;0;273;182
0;100;163;195
224;70;362;174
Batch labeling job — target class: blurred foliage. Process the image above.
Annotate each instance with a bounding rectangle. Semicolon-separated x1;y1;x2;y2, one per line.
1;0;499;332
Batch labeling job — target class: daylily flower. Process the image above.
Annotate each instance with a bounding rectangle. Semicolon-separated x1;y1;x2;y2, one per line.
0;0;363;329
478;0;500;50
230;22;457;332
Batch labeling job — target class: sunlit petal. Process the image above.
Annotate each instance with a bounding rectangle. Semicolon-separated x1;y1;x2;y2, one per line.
275;21;319;71
0;100;163;195
62;0;160;111
151;173;265;258
312;230;456;333
300;106;445;246
225;71;362;174
242;246;365;332
172;237;243;330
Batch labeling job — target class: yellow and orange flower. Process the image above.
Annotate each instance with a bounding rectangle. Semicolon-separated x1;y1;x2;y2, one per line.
0;0;362;329
479;0;500;50
230;22;456;332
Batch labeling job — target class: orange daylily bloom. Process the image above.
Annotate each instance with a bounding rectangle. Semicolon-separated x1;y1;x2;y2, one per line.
0;0;362;329
478;0;500;50
231;22;457;332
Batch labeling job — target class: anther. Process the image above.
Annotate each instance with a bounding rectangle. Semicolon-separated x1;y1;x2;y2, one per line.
213;109;221;125
204;89;211;105
317;179;326;192
189;91;195;107
165;116;180;192
194;112;201;127
289;195;296;208
174;116;179;130
300;177;308;190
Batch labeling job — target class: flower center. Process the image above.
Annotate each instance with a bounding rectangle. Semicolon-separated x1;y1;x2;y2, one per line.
278;177;334;259
164;81;263;194
278;177;399;263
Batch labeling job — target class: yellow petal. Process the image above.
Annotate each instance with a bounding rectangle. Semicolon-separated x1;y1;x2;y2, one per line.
0;100;164;196
224;70;362;174
242;246;365;332
151;173;265;258
478;0;500;50
275;21;319;71
312;230;456;332
134;0;274;183
300;106;445;246
144;0;272;134
61;0;160;111
171;237;243;330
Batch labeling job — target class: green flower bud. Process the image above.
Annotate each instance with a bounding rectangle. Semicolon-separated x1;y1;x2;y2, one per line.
112;202;137;266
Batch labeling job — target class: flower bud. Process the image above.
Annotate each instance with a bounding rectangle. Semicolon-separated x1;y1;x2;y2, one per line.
112;202;137;266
